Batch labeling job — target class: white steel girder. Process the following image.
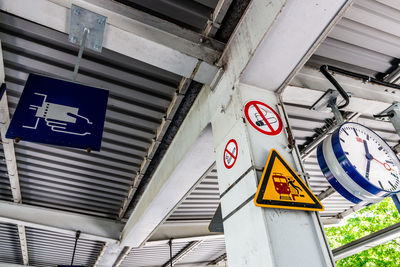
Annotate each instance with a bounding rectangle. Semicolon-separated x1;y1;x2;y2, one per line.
241;0;354;92
120;0;354;250
332;222;400;260
284;66;399;115
120;0;291;248
0;0;222;85
0;41;29;266
0;201;124;243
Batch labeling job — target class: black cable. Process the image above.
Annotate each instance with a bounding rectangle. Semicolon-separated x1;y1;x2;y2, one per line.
320;65;350;109
71;230;81;266
169;239;173;267
323;65;400;90
373;113;394;119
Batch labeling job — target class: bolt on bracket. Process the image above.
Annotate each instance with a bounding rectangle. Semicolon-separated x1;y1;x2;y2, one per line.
375;102;400;137
310;89;345;124
69;4;107;53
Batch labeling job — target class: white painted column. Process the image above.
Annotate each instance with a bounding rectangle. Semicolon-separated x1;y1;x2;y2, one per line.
212;84;334;266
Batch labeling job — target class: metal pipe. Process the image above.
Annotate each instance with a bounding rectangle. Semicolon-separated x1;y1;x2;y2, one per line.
333;222;400;260
384;63;400;83
71;230;81;266
322;65;400;90
168;239;173;267
320;65;349;109
72;28;89;81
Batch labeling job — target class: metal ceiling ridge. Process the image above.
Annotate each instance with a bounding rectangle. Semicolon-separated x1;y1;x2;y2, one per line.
48;0;224;63
118;79;200;219
83;0;225;49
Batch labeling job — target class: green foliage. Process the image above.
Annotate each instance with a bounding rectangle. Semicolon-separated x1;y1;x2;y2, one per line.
324;197;400;266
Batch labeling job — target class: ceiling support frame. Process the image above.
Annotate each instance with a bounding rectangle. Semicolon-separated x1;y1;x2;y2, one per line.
0;0;222;85
0;41;29;266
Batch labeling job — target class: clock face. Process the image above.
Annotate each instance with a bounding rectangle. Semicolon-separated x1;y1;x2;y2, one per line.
339;123;400;193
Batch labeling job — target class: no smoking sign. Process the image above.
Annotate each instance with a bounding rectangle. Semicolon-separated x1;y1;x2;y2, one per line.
244;100;282;136
224;139;238;169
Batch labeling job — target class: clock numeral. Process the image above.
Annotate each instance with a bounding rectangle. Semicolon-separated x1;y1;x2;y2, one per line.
378;181;384;189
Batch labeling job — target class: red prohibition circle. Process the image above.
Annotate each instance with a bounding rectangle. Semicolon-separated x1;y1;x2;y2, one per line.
223;139;238;169
244;101;283;136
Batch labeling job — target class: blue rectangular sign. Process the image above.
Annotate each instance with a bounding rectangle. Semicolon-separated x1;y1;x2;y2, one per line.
6;74;108;151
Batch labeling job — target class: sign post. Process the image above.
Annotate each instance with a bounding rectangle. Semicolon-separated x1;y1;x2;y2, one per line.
212;84;334;266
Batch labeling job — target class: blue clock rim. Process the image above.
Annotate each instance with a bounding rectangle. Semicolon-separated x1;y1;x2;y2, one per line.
317;143;362;204
332;122;395;196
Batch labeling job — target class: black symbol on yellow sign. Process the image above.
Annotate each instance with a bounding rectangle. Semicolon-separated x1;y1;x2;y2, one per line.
254;149;324;211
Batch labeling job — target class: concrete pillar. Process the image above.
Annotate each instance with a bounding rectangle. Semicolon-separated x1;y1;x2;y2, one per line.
212;83;334;266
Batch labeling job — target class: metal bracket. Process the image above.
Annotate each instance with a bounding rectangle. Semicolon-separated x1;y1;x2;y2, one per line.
375;102;400;137
310;89;345;124
69;4;107;53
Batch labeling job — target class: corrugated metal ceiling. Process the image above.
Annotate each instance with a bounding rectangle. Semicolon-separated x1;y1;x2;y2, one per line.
0;11;181;219
1;0;400;265
114;0;218;33
166;0;400;227
159;1;400;260
168;168;219;222
26;227;104;267
119;241;190;267
175;237;226;266
297;0;400;220
0;223;23;265
309;0;400;77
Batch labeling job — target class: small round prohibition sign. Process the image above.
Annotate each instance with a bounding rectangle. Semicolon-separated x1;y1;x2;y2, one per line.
224;139;238;169
244;101;283;136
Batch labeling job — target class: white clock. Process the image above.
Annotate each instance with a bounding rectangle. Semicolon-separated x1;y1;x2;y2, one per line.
317;122;400;203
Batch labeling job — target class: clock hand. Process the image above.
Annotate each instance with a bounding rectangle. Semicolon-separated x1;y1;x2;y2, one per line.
362;140;373;180
373;158;392;171
365;159;371;180
363;140;373;160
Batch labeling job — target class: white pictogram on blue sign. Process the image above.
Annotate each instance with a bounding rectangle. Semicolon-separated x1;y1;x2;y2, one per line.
6;74;108;151
23;93;93;136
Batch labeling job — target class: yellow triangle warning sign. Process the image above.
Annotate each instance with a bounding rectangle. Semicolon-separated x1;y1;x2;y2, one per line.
254;149;324;211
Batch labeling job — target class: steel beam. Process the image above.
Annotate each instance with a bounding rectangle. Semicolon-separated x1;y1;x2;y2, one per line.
148;221;222;242
118;0;283;245
241;0;353;92
94;243;125;267
0;264;35;267
0;201;124;243
121;126;216;247
161;241;203;267
0;41;29;266
118;0;349;254
318;187;337;201
284;66;400;115
321;217;343;226
208;253;227;266
0;0;221;85
333;222;400;260
0;43;21;204
17;225;29;266
203;0;233;37
144;234;224;248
